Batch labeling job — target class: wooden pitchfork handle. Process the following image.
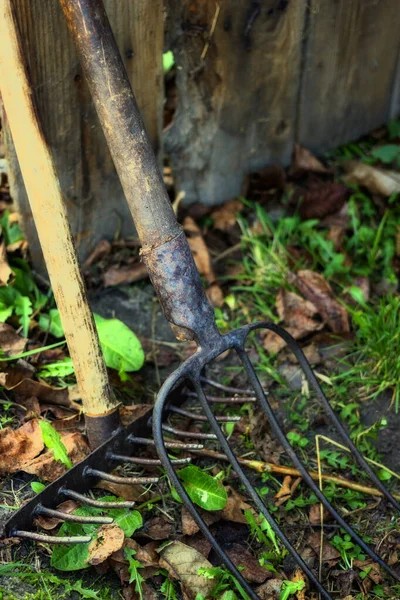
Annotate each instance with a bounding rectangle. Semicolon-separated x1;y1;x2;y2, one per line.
0;0;120;448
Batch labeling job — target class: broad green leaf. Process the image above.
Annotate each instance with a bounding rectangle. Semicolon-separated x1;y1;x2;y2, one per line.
0;210;24;246
177;465;227;511
94;315;144;373
14;295;32;337
39;421;73;468
39;309;65;338
51;522;90;571
371;144;400;164
31;481;46;494
39;357;75;378
221;593;238;600
0;303;14;322
0;287;18;322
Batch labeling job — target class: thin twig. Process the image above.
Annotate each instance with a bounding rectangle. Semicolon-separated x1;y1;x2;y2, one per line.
201;2;220;61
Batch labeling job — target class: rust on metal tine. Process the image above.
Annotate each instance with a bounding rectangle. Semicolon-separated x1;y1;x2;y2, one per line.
11;530;91;544
162;424;217;440
85;467;159;485
170;405;241;422
60;488;135;509
186;391;256;403
108;452;191;466
35;505;113;525
128;435;204;450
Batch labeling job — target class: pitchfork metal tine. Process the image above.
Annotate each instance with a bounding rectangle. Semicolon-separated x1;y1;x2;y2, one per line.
34;505;113;524
169;405;241;422
128;436;204;450
258;322;400;513
10;530;91;544
60;488;136;509
162;424;217;440
108;452;191;466
84;467;159;485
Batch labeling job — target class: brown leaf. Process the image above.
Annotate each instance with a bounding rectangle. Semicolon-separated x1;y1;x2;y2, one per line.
103;263;148;287
274;476;293;507
211;199;243;231
23;431;90;481
255;578;283;600
292;145;330;175
0;242;12;285
0;419;44;474
289;270;349;333
226;543;271;583
83;239;111;268
34;500;78;530
307;532;340;566
88;524;125;566
343;160;400;196
0;370;72;407
181;533;212;558
159;541;214;600
353;559;382;584
309;503;332;526
294;181;349;220
181;505;219;536
221;486;252;524
95;480;149;502
0;323;26;356
18;396;41;421
183;217;224;307
143;515;174;540
122;582;158;600
205;282;224;308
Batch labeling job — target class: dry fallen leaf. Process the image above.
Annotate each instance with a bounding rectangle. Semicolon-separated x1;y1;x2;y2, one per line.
0;369;73;408
88;524;125;566
221;486;252;524
103;263;148;287
226;543;271;583
23;431;90;481
263;289;323;354
210;199;243;231
296;182;349;220
289;270;349;333
183;217;224;308
143;515;174;540
274;475;293;507
159;541;214;600
307;532;340;566
0;419;44;474
343;160;400;196
83;239;111;268
0;323;26;356
181;505;219;536
0;242;12;285
292;144;330;174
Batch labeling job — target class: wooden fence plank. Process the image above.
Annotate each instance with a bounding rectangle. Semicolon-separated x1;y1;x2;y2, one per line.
165;0;306;206
298;0;400;154
2;0;163;267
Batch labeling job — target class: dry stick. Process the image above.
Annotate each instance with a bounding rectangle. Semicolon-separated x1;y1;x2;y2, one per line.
191;448;400;500
0;0;119;447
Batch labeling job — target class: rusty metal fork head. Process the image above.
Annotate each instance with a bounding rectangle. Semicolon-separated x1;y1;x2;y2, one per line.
147;236;400;600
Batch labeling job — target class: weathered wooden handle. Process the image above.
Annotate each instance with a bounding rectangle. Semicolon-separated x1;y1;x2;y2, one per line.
59;0;181;250
0;0;119;446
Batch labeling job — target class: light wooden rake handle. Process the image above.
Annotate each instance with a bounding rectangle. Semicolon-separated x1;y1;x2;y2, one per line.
0;0;119;445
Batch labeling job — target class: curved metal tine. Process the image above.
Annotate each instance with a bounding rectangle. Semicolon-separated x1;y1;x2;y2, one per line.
152;390;262;600
234;346;400;583
169;405;241;422
84;467;159;485
10;530;91;544
162;424;217;440
260;322;400;513
108;452;191;466
60;488;136;509
128;435;204;450
193;379;334;599
35;505;112;524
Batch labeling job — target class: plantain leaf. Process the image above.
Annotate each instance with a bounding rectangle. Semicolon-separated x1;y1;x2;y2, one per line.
14;295;32;337
177;465;227;511
39;421;72;468
94;315;144;374
39;309;64;338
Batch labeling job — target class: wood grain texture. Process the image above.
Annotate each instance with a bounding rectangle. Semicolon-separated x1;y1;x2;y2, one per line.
0;0;117;416
3;0;163;266
165;0;306;205
298;0;400;153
